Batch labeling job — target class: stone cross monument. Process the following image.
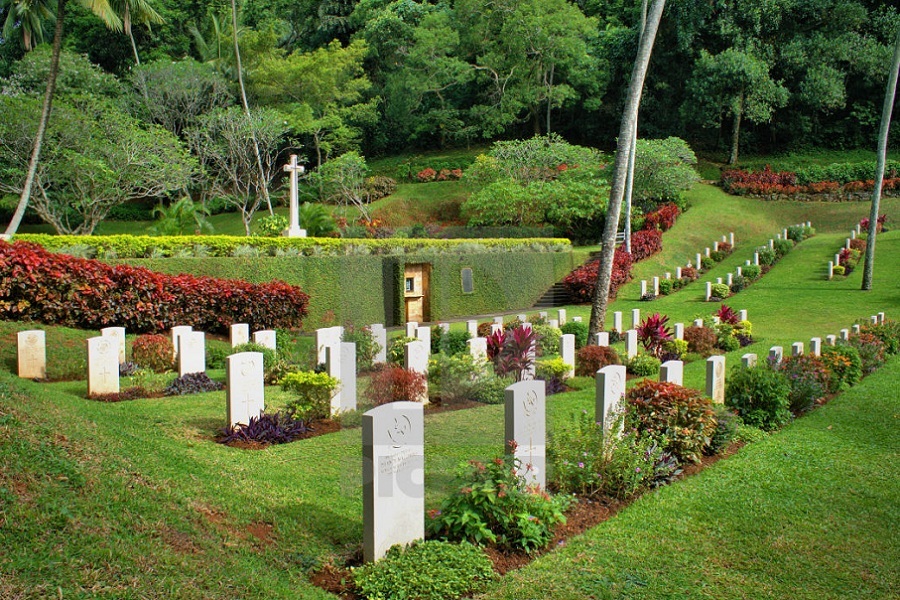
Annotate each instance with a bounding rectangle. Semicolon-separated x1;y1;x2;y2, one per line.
283;154;307;238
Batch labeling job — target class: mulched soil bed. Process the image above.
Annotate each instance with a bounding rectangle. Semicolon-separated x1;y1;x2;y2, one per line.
310;440;746;599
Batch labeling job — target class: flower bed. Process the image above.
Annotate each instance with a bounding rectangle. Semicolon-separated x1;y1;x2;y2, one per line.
721;164;900;201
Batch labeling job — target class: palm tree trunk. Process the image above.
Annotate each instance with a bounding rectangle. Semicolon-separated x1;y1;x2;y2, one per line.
623;0;648;255
862;26;900;291
129;30;141;65
3;0;67;239
588;0;665;336
230;0;273;217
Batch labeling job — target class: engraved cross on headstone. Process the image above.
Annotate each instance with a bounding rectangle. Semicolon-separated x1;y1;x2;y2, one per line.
283;154;307;238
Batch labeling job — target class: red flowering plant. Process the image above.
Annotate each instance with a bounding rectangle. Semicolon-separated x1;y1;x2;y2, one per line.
715;304;740;326
561;247;633;302
494;325;537;381
637;313;674;358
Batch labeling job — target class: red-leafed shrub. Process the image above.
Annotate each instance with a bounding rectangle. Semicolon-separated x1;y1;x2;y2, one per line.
721;166;797;192
680;266;698;281
417;168;437;182
642;203;680;232
715;305;740;326
562;247;633;303
629;229;663;262
626;380;717;464
575;345;620;377
132;334;173;373
0;241;309;334
365;366;428;405
637;313;673;358
849;238;866;252
859;214;887;233
683;325;718;356
717;241;732;254
807;181;841;193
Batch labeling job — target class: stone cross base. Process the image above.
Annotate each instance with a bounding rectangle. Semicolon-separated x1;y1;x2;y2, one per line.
283;227;307;238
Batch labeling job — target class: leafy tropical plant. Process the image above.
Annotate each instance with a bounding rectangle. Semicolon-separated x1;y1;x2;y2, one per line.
149;197;214;235
636;313;673;358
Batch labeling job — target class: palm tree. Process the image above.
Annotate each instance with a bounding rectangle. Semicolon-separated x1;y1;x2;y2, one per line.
110;0;163;66
1;0;56;51
861;26;900;291
623;0;648;254
2;0;121;239
230;0;273;216
589;0;666;336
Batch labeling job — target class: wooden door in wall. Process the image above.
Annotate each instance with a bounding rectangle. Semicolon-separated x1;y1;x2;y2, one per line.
404;263;430;323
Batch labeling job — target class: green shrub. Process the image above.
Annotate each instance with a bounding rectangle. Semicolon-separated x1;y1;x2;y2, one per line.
432;327;471;356
709;250;727;262
363;175;398;202
532;324;562;357
627;353;660;377
859;320;900;355
132;334;173;373
206;341;231;370
820;345;862;392
725;366;792;431
428;353;493;404
536;357;572;382
730;275;747;293
427;453;570;552
627;380;717;464
755;246;777;266
658;278;674;295
742;264;762;279
560;321;589;349
342;325;381;371
715;324;741;352
387;336;417;365
710;283;730;300
706;406;740;455
773;238;793;258
280;370;339;420
778;354;830;413
662;339;688;360
847;333;886;373
734;423;768;444
832;264;846;276
476;373;515;404
255;214;288;237
548;411;673;499
353;540;494;600
700;256;715;270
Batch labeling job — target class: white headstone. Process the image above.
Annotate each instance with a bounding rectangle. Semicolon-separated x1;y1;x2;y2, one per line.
557;309;567;326
878;312;885;324
316;326;343;364
851;229;856;240
659;360;684;386
737;266;743;276
371;324;387;364
676;266;683;279
406;321;420;338
438;322;450;334
769;346;783;366
505;380;546;489
466;320;479;338
572;316;582;323
754;252;760;266
840;328;850;341
491;323;503;335
714;241;719;252
641;280;648;297
653;277;660;296
870;315;879;325
468;337;488;361
362;402;425;563
87;336;120;396
415;326;431;354
230;323;250;348
665;272;672;280
631;309;641;329
825;335;837;346
326;342;357;414
560;334;576;379
835;253;841;266
810;337;822;357
17;330;46;379
517;314;528;323
693;318;705;328
178;331;206;376
782;228;788;239
845;239;852;250
712;316;721;325
705;247;711;257
404;340;429;403
171;325;192;361
593;332;610;347
769;239;775;250
729;232;735;246
738;309;748;322
625;329;638;359
727;273;733;286
101;327;126;364
791;342;804;356
706;356;725;403
283;154;307;237
851;324;861;335
493;316;504;326
674;322;684;341
705;282;712;301
613;312;623;333
696;252;703;269
741;353;757;368
596;365;626;435
716;277;723;285
226;352;265;427
253;329;276;352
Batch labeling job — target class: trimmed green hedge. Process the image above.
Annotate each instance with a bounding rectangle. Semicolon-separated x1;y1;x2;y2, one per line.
108;251;574;329
16;234;571;257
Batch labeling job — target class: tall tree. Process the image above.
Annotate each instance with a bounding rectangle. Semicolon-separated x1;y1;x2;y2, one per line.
230;0;272;216
862;25;900;291
2;0;120;239
110;0;162;65
589;0;666;336
2;0;56;51
623;0;647;254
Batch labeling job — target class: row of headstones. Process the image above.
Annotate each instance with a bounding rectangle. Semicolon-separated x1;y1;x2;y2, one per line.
827;223;864;279
703;222;811;301
641;231;735;299
16;323;278;398
364;345;732;563
755;312;887;368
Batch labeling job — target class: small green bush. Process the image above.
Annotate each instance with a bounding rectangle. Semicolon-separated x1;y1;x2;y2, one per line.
832;264;846;276
860;320;900;355
700;256;715;270
432;327;471;356
280;370;339;420
536;357;572;382
742;264;762;279
387;336;417;365
706;406;740;455
658;278;674;295
662;339;688;360
725;366;791;431
734;423;768;444
847;333;886;373
778;354;830;413
428;353;493;404
476;373;515;404
560;321;589;349
709;250;727;262
342;325;381;371
427;453;570;552
353;540;494;600
729;275;747;293
710;283;730;300
255;214;289;237
628;353;661;376
206;342;231;370
773;238;793;258
532;324;562;357
755;246;777;266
